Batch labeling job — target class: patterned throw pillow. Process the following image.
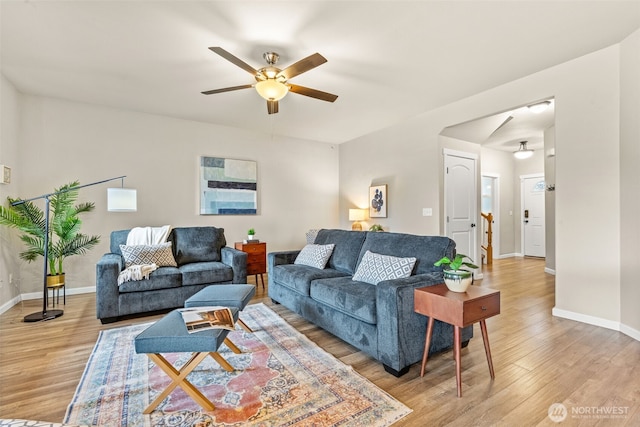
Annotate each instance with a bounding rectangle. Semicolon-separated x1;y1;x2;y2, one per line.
352;250;417;285
120;242;177;268
294;244;335;269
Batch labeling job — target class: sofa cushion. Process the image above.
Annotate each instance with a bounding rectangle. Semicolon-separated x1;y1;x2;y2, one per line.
118;266;182;293
271;264;350;296
170;227;226;264
110;229;130;256
120;242;177;268
310;277;377;324
314;229;367;274
358;232;455;275
352;250;416;285
294;244;335;269
179;262;234;286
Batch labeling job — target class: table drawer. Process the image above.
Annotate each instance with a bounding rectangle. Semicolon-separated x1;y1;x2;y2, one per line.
242;244;265;254
463;293;500;325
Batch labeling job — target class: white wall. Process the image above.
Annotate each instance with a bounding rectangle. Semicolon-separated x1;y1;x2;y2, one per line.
3;95;339;301
0;75;22;308
544;126;556;273
340;43;628;330
619;29;640;337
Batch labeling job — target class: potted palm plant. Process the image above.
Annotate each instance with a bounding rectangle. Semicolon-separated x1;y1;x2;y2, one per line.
434;253;478;292
0;181;101;287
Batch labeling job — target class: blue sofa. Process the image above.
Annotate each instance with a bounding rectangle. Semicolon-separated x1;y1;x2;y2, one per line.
268;229;473;376
96;226;247;323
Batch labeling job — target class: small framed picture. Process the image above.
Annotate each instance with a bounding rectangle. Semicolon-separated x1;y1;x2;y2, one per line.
369;184;387;218
1;165;10;185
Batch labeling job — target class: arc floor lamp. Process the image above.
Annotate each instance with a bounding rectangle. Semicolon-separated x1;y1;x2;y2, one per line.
11;176;137;322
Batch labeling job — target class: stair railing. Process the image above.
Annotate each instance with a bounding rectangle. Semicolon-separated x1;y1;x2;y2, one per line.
481;212;493;266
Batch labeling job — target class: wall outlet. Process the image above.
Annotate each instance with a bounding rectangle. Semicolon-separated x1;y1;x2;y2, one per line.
422;208;433;217
9;273;12;284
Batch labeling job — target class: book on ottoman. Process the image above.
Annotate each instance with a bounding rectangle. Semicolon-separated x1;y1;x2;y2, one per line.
178;306;235;332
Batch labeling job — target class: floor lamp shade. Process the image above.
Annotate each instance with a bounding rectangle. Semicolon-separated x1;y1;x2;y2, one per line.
107;188;137;212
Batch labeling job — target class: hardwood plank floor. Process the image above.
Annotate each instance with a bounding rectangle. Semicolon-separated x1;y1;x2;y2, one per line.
1;258;638;426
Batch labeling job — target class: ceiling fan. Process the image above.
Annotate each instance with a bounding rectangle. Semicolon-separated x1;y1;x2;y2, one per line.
201;47;338;114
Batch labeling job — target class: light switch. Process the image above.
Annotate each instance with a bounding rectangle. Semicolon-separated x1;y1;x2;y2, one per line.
422;208;433;217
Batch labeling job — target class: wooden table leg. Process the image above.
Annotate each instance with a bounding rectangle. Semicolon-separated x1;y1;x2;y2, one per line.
420;317;435;377
479;319;495;379
454;325;462;397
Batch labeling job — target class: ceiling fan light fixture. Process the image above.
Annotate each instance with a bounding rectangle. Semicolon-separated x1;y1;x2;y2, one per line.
255;79;289;101
527;100;551;114
514;141;534;159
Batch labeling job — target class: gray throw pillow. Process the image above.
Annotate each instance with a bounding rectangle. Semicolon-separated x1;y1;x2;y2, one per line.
120;242;177;268
352;250;416;285
294;244;335;269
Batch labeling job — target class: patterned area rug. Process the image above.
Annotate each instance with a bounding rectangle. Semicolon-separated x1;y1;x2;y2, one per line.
64;303;411;426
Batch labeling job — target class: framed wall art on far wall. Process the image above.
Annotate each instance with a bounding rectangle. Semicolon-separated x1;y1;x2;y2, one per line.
369;184;387;218
200;156;257;215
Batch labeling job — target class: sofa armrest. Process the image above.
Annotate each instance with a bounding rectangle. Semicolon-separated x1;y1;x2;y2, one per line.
375;272;472;373
95;253;124;320
221;247;247;284
267;250;300;271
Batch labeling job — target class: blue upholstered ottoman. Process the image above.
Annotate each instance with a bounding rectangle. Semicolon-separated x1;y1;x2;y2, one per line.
134;308;241;414
184;284;256;332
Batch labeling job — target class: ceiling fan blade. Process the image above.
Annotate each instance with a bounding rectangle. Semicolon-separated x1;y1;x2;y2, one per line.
201;84;253;95
267;100;279;114
208;47;258;76
289;84;338;102
278;53;327;80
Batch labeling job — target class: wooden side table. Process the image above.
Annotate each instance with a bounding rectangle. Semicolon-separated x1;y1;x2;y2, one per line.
414;283;500;397
234;242;266;289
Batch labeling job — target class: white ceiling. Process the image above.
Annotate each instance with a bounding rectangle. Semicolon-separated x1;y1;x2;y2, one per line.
2;1;639;145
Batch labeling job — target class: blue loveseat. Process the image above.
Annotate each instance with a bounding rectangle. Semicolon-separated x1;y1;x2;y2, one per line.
268;229;473;376
96;226;247;323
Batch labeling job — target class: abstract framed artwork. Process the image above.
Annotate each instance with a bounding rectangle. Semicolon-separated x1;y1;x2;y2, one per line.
200;156;257;215
369;184;387;218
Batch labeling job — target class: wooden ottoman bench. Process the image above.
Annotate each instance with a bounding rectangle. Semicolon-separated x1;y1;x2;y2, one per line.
134;308;241;414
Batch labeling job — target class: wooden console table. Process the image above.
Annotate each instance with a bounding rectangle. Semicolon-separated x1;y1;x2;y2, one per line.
234;242;266;289
414;283;500;397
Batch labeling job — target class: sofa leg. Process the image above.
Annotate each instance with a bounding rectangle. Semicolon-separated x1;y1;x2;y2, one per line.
270;298;280;305
461;339;470;348
383;364;410;377
100;317;119;324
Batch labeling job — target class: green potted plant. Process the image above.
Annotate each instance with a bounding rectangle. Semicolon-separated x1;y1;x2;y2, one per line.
247;228;256;241
434;253;478;292
369;224;384;232
0;181;101;286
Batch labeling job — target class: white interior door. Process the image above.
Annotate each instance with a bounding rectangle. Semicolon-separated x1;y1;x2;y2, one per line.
522;175;546;257
444;150;478;265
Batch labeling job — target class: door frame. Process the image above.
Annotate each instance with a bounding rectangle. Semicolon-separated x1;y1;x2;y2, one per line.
520;173;545;257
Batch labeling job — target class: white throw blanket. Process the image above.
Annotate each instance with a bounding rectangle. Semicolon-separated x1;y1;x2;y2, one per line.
126;225;171;245
118;263;158;286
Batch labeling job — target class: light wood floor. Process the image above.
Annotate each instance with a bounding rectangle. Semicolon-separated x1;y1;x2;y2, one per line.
1;258;639;426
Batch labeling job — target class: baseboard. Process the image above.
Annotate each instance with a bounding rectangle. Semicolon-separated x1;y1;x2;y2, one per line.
0;295;22;316
620;323;640;342
0;286;96;315
544;267;556;275
495;253;517;259
552;307;620;331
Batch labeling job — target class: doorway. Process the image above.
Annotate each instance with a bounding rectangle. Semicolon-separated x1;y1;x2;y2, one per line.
481;174;500;262
521;174;546;257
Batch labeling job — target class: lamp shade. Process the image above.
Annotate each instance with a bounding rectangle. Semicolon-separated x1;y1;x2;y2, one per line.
255;79;289;101
513;141;534;160
107;188;137;212
349;209;365;221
